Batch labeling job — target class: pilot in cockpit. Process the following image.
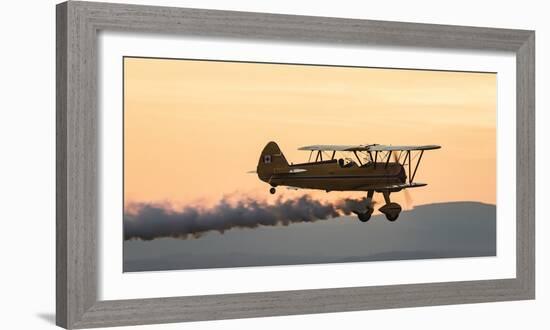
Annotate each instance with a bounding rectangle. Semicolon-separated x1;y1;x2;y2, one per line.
338;158;357;168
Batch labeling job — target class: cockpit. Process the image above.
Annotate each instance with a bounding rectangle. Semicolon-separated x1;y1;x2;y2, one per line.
300;149;367;168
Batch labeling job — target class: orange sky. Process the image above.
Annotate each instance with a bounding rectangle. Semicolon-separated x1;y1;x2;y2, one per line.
124;57;496;209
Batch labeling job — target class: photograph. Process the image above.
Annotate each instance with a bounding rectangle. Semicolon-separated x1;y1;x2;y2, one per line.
122;56;497;272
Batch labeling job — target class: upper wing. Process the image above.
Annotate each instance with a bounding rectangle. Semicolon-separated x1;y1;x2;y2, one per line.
298;144;368;151
298;144;440;152
367;145;441;152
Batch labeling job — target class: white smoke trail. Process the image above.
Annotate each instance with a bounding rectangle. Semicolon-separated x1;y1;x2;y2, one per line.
124;195;373;240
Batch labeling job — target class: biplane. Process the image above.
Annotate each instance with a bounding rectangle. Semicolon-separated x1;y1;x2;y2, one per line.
256;141;440;222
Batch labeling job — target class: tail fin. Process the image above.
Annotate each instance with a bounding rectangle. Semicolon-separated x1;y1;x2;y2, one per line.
257;141;289;182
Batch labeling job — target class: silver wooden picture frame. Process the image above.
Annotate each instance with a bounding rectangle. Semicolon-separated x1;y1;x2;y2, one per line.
56;1;535;328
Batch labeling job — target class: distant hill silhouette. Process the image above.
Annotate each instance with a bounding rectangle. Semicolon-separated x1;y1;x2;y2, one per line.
124;201;496;272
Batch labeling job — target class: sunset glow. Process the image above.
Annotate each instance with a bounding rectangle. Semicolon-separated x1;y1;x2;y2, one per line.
124;57;496;210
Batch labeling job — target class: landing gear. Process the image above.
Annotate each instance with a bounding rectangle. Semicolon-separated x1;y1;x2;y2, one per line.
356;190;402;221
353;190;404;223
379;191;402;221
355;190;375;222
269;187;276;194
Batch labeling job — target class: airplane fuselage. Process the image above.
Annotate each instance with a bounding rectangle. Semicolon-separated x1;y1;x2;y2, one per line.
262;160;406;192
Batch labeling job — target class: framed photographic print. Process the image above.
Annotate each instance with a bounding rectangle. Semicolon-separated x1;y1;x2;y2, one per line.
56;1;535;328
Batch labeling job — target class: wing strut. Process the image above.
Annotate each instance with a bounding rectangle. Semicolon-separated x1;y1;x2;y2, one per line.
410;150;424;183
384;151;392;168
353;151;363;166
407;151;411;183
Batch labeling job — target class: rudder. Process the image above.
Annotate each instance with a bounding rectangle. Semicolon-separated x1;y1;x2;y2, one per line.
257;141;289;182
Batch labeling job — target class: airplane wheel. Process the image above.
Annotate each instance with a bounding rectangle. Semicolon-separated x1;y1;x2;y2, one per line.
379;202;401;222
358;213;371;222
357;208;374;222
269;187;276;194
385;213;399;222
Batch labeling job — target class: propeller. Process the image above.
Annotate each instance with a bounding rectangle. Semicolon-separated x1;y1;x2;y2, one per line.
393;151;413;209
403;189;413;209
